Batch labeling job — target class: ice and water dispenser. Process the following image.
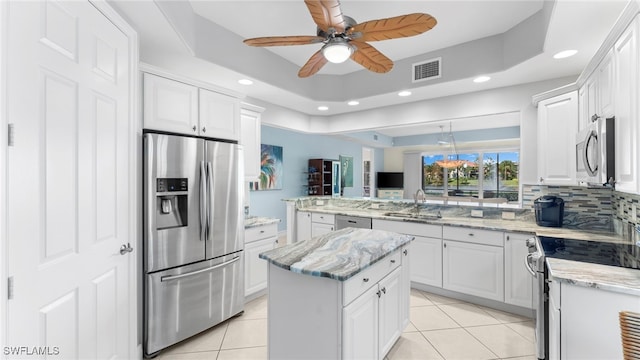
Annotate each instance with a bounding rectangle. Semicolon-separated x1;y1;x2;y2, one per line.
155;178;188;229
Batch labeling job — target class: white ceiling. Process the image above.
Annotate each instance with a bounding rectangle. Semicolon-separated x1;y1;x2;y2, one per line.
111;0;629;124
190;0;544;75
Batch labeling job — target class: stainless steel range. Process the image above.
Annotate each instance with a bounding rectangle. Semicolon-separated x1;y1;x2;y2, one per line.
143;132;244;357
525;235;640;360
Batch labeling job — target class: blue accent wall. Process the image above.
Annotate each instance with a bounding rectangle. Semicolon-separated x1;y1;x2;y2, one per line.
249;125;371;232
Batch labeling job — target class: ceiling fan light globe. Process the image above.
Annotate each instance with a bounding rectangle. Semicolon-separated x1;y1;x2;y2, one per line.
322;42;352;63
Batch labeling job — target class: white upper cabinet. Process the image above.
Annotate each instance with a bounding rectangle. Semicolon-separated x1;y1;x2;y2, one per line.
199;88;240;141
240;105;264;180
143;72;240;141
613;16;638;193
537;91;578;185
598;50;615;119
144;73;198;134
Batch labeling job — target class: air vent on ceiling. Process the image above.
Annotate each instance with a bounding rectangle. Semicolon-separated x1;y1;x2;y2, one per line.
412;57;441;83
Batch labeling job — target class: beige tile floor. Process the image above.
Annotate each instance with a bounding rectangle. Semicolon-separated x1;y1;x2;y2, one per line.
156;289;536;360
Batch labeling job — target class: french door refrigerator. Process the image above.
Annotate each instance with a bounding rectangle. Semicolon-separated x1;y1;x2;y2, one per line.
143;132;244;356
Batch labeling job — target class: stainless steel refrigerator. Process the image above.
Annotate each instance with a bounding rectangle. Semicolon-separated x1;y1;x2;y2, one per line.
143;132;244;356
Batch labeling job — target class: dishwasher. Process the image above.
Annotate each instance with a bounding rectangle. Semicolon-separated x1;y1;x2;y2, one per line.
335;215;372;230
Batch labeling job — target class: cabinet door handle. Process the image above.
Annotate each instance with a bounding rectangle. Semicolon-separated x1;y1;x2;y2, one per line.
468;233;474;237
363;278;369;283
443;243;447;248
192;125;197;132
390;259;396;264
381;287;386;294
506;235;510;241
403;249;408;256
376;290;381;298
202;127;206;133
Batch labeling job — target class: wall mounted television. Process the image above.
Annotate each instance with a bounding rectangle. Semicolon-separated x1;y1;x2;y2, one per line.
376;172;404;189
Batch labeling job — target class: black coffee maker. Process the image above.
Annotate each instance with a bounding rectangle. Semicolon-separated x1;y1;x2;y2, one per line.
534;195;564;227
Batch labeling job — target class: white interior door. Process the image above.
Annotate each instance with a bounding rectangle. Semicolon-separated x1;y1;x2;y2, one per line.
6;1;132;358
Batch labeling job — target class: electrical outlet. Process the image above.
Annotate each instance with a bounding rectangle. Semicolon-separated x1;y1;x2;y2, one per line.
371;203;380;209
502;211;516;220
471;210;483;218
315;200;324;206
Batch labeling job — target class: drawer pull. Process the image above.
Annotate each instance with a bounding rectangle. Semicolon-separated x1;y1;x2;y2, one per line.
363;277;369;283
468;233;475;236
260;230;265;233
390;259;396;264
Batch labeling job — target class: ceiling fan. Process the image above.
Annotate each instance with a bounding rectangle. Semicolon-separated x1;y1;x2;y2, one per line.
243;0;437;78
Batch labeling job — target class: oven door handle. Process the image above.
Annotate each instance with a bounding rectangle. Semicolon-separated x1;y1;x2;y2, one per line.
160;256;241;282
524;253;537;277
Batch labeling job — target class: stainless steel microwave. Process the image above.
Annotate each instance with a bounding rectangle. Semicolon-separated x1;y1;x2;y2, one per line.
575;116;615;186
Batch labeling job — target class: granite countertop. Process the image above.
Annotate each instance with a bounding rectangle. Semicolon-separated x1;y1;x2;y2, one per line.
546;258;640;296
297;205;626;243
244;216;281;229
259;227;414;281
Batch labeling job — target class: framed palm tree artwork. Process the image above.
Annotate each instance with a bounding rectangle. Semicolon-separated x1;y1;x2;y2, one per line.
258;144;283;190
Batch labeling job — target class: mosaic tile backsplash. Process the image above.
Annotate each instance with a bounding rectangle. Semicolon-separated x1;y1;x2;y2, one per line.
523;185;640;236
522;185;613;231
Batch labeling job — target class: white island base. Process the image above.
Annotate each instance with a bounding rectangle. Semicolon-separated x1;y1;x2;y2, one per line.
266;246;410;360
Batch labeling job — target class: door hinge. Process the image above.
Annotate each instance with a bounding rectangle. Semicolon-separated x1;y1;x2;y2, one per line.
8;123;14;147
7;276;13;300
7;124;14;146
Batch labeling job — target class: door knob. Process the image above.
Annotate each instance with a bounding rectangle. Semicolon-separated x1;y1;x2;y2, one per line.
120;243;133;255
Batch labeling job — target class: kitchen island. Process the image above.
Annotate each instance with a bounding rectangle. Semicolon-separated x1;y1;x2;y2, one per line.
259;227;414;360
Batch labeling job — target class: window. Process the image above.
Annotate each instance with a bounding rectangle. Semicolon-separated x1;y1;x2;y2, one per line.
482;152;519;201
421;151;520;203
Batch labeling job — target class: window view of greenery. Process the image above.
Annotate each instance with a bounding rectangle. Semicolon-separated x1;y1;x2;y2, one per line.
422;151;519;202
422;155;444;195
483;152;519;201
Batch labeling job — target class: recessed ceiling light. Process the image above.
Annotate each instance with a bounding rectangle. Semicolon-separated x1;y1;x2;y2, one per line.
347;100;360;106
398;91;412;97
318;106;329;111
553;50;578;59
238;79;253;85
473;76;491;83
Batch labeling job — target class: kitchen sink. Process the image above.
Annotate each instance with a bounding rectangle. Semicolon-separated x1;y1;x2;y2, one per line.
383;212;442;220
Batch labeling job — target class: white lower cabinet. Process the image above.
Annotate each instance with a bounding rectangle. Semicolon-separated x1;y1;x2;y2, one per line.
296;211;312;242
244;223;278;298
504;232;534;309
311;213;335;237
372;219;443;287
343;284;379;360
553;280;640;359
442;240;504;302
343;265;403;360
267;248;409;359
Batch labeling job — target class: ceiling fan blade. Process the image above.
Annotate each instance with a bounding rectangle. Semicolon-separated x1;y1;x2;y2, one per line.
350;13;437;42
304;0;346;33
350;41;393;73
298;50;328;78
244;35;325;47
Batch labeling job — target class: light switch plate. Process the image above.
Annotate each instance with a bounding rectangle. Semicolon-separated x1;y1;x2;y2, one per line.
371;203;380;209
471;210;483;218
315;200;324;206
502;211;516;220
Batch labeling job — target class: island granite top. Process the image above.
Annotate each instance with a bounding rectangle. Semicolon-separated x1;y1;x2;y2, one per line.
546;258;640;296
259;227;414;281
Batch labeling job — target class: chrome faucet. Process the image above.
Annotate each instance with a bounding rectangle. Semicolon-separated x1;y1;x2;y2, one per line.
413;188;425;212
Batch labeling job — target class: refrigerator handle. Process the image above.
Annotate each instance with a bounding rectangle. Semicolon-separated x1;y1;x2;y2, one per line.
200;161;207;241
206;161;214;240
